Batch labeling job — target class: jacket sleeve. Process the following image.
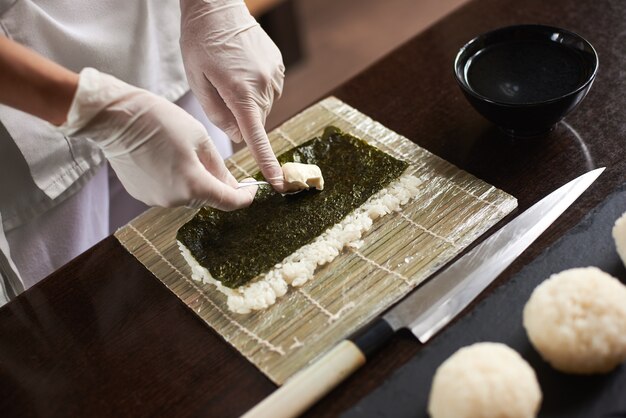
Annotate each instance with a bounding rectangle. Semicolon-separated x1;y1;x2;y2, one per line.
0;211;24;306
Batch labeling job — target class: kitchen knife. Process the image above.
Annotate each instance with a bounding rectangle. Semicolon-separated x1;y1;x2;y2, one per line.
242;167;605;418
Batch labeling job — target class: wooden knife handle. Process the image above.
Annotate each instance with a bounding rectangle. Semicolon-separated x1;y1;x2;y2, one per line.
242;340;365;418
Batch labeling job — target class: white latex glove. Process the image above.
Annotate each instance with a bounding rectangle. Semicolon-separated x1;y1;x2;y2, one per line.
180;0;286;192
58;68;257;210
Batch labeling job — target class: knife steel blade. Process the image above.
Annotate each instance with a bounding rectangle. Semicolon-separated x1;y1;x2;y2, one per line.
243;167;604;418
388;166;605;342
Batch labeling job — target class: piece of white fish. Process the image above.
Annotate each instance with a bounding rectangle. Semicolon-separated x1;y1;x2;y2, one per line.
281;162;325;193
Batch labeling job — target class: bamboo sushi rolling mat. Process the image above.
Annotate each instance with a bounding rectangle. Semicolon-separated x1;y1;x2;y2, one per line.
114;97;517;385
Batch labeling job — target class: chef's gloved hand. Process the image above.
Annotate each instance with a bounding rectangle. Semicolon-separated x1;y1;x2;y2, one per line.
180;0;286;192
58;68;257;210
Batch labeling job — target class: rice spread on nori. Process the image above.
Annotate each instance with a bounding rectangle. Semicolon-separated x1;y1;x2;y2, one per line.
176;126;409;288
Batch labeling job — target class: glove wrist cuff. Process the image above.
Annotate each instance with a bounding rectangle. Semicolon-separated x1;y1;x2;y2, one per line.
57;68;134;138
182;0;246;9
180;0;256;32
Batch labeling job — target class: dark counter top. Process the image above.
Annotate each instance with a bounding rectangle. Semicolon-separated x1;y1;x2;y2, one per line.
1;0;624;416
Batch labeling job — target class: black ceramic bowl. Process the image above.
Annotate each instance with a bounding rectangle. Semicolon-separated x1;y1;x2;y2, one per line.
454;24;598;137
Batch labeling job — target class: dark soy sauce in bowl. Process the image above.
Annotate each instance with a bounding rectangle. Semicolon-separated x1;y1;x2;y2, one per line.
454;25;598;137
467;40;590;104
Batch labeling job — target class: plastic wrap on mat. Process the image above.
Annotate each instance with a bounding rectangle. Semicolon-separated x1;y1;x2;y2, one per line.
114;96;517;384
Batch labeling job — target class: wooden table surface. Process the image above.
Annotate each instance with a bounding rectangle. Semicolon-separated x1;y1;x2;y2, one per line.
1;0;624;416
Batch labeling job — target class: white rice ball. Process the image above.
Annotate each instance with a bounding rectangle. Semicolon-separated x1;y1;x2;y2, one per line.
523;267;626;374
612;212;626;267
428;342;541;418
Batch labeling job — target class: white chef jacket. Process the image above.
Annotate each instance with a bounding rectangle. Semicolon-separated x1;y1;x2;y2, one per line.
0;0;190;301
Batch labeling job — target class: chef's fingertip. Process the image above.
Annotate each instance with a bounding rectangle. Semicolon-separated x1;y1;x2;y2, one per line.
269;177;286;194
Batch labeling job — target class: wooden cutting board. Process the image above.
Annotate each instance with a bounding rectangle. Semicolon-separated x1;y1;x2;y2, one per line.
114;97;517;384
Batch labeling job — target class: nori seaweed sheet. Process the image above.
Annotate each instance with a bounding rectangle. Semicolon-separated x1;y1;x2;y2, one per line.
176;126;409;288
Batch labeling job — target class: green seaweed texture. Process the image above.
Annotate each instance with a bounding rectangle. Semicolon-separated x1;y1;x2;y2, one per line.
177;126;409;288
